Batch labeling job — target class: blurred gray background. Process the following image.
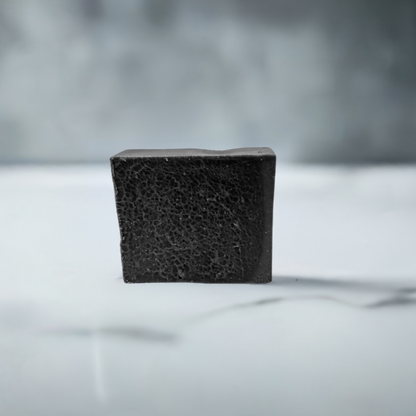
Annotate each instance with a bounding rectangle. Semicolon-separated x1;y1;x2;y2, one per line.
0;0;415;164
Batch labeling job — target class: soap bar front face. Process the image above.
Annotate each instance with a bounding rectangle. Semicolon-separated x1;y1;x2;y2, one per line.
110;148;276;283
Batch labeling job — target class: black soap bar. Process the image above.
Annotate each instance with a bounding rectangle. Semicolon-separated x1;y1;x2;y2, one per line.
110;148;276;283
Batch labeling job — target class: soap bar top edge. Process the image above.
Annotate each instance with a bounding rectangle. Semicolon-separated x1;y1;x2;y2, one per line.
111;147;276;159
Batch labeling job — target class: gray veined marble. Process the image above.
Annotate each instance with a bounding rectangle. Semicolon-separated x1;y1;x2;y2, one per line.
1;165;416;416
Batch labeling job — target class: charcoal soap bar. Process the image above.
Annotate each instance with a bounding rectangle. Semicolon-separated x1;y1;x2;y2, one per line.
110;148;276;283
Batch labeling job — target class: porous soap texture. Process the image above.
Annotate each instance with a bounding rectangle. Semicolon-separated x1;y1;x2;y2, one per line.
110;148;276;283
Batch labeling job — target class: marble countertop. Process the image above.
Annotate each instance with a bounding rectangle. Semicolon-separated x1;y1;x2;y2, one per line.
1;165;416;416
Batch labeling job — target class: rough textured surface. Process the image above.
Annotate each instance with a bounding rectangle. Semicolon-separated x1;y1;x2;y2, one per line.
110;148;276;283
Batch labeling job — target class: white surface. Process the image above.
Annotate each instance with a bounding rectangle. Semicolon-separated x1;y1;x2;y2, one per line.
1;165;416;416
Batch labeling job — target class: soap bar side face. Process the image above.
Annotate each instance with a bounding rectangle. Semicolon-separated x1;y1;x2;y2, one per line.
111;150;275;283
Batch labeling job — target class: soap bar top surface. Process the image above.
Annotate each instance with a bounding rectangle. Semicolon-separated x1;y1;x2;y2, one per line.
111;147;276;284
112;147;275;158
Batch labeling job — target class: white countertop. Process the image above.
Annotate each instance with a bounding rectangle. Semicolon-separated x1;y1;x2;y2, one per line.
1;165;416;416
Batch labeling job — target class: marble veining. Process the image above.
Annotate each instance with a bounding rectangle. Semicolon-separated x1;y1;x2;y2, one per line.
2;165;416;416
